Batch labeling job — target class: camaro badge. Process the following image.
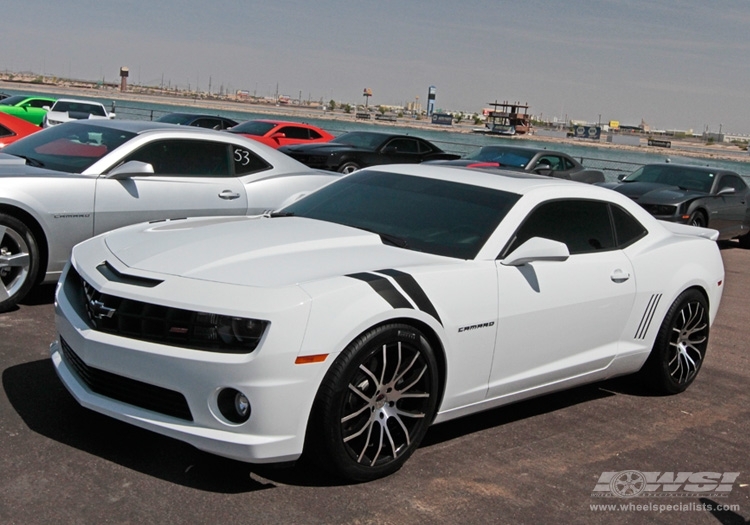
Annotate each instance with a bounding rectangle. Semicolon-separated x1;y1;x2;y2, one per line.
88;299;116;320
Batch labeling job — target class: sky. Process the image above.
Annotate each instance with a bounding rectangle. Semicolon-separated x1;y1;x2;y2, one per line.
3;0;749;134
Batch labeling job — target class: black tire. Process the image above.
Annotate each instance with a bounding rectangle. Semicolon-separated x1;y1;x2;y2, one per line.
307;323;439;482
688;211;707;228
737;231;750;249
639;289;709;394
338;162;360;174
0;213;40;313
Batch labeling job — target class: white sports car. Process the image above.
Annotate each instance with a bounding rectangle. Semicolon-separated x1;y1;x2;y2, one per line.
42;98;115;127
51;165;725;481
0;120;340;312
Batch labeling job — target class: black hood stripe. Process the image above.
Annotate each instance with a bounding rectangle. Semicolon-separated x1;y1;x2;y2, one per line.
347;273;413;310
376;269;442;325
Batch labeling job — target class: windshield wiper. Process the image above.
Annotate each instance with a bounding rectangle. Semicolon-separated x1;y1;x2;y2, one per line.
268;211;295;217
15;155;45;168
355;226;408;248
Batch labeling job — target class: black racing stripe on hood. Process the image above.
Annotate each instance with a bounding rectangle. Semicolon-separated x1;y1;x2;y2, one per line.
347;273;413;310
377;269;442;325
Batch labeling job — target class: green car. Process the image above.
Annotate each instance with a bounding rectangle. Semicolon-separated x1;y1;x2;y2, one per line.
0;95;56;126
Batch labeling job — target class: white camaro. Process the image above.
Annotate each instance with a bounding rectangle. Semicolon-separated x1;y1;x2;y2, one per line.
42;98;115;127
51;165;725;481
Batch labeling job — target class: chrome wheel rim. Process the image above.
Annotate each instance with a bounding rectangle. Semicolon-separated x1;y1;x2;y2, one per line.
341;165;359;174
0;225;31;301
668;300;708;384
340;341;432;467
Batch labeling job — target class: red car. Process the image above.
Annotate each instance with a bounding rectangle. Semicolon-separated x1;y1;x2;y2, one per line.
228;119;334;148
0;112;41;148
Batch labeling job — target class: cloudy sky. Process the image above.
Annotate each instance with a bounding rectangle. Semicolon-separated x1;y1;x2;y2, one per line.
3;0;748;133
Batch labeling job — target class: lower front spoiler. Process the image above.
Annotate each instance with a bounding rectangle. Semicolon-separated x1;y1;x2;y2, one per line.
50;340;302;464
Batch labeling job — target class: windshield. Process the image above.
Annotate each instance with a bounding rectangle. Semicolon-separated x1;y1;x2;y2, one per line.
624;165;716;192
2;122;135;173
466;147;535;167
331;132;389;149
52;101;106;116
0;95;29;106
229;121;277;135
280;170;520;259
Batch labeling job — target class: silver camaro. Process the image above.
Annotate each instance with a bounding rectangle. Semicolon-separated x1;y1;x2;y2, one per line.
0;119;340;312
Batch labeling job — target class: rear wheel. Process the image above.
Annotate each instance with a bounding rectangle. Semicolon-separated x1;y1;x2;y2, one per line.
0;214;40;313
639;289;709;394
308;324;439;481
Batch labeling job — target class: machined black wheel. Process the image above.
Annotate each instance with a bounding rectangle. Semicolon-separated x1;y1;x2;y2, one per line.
338;162;360;174
640;289;709;394
308;324;439;481
0;214;40;313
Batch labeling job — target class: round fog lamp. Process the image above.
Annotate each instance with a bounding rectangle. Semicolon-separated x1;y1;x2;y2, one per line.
217;388;251;423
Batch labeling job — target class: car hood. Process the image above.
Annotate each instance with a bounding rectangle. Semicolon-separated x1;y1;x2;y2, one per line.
102;216;449;287
48;110;109;121
599;181;704;203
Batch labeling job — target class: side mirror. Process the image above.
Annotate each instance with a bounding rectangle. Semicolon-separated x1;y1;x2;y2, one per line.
269;132;286;139
106;160;155;179
717;186;735;196
617;173;627;181
501;237;570;266
42;105;51;111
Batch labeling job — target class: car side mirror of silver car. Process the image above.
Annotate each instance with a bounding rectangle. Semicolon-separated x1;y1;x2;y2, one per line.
717;187;736;196
500;237;570;266
106;160;155;179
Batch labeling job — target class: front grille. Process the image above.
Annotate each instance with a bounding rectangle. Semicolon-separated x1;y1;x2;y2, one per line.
69;267;265;353
60;337;193;421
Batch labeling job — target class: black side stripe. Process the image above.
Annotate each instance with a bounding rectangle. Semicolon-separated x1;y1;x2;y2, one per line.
635;293;662;340
348;273;413;310
377;269;442;325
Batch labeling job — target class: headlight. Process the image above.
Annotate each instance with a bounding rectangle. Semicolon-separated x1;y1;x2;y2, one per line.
640;203;678;216
190;313;269;352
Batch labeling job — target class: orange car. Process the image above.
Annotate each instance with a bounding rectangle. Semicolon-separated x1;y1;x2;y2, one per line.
228;119;334;148
0;112;41;148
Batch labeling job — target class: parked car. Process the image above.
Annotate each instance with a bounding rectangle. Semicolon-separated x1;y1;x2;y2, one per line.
155;112;238;130
0;95;56;126
51;164;723;482
42;98;115;127
0;112;42;148
429;145;604;183
228;119;334;148
0;119;341;312
599;163;750;245
279;131;461;173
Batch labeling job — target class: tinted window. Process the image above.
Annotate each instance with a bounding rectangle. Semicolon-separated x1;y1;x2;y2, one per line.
121;139;231;176
610;204;647;247
232;145;271;175
281;170;520;259
0;123;12;137
279;126;310;140
717;174;747;192
385;138;420;154
230;121;276;136
505;199;615;255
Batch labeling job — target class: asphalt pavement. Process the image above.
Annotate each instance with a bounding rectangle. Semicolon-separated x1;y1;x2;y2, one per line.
1;243;748;524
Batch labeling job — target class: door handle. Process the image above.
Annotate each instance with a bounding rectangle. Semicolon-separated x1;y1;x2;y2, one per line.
610;269;630;283
219;190;241;200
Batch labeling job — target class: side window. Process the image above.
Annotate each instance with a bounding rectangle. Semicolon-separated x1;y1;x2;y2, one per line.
121;139;231;176
562;157;575;170
279;126;310;140
537;156;562;170
232;145;272;175
718;174;746;192
385;139;420;154
31;99;52;109
0;123;12;137
506;199;615;255
308;129;323;140
193;118;220;129
610;204;647;248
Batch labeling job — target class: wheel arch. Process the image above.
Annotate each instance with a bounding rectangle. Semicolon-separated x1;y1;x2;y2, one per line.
0;203;49;285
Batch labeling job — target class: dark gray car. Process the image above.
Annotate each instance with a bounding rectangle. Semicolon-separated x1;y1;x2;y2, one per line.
599;163;750;245
428;145;605;183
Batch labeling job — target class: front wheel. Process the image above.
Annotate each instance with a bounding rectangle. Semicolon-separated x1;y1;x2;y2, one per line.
307;324;439;482
688;211;707;228
338;162;360;174
638;289;709;394
0;213;40;313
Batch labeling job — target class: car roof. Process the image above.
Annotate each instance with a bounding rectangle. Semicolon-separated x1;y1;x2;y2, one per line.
370;163;614;197
53;98;106;105
641;162;738;174
479;145;564;154
61;119;202;134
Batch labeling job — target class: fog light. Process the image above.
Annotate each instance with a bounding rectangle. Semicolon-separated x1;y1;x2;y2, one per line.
217;388;251;423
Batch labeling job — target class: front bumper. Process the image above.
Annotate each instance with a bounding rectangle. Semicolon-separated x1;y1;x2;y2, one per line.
50;261;327;464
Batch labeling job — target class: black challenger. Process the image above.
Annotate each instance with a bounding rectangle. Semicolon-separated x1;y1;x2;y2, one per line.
599;163;750;246
278;131;460;173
